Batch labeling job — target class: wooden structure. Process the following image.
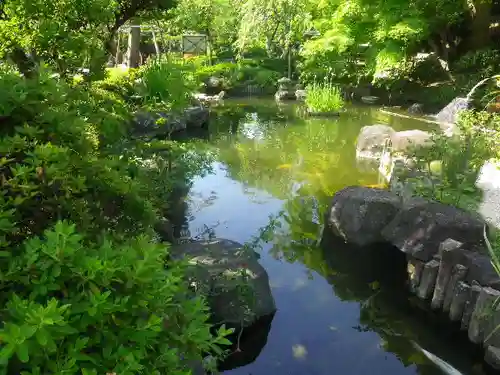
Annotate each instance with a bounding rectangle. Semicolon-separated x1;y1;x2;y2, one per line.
181;34;207;56
115;24;207;67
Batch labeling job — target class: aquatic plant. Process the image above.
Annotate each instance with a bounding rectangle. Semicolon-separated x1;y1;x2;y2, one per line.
305;80;345;113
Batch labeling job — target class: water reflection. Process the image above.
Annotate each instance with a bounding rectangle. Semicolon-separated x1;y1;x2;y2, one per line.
182;100;486;375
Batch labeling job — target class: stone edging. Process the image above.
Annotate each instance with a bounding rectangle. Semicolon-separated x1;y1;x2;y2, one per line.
327;186;500;370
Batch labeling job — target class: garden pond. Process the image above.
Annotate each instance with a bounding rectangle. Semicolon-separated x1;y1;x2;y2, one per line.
176;99;489;375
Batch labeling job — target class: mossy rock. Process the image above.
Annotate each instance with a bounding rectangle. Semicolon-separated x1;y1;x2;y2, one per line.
170;239;276;328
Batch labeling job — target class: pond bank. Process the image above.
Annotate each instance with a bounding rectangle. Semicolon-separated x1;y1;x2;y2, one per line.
174;99;495;374
327;185;500;370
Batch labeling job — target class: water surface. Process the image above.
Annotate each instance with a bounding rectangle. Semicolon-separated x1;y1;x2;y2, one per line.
182;99;486;375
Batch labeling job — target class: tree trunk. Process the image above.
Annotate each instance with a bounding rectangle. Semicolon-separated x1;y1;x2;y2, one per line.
465;0;492;50
127;19;141;68
151;30;160;56
10;47;38;78
287;44;292;79
428;38;455;82
114;32;122;65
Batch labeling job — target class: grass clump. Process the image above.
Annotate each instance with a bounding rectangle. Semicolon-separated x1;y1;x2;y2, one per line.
305;81;345;113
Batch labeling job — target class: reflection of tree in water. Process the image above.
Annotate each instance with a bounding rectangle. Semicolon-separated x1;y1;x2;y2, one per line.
201;103;484;374
245;207;485;374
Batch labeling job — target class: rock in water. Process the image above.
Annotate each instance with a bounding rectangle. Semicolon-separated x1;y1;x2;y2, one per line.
391;129;433;152
356;124;396;158
326;187;487;261
382;200;486;262
327;186;402;247
170;238;276;328
408;103;424;114
275;90;296;101
435;97;472;126
295;89;307;101
184;106;210;128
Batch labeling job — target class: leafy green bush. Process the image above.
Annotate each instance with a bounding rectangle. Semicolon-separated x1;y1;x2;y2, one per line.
405;110;500;211
92;67;140;101
305;81;345;112
453;49;500;79
194;61;280;93
137;56;200;111
0;65;229;374
0;222;230;375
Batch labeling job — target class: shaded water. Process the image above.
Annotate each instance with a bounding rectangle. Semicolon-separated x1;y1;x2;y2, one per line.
181;99;486;375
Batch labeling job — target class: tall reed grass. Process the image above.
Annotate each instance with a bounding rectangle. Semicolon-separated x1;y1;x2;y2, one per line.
305;80;345;113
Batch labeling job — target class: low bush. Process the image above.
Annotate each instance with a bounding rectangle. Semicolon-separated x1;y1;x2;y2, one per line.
405;110;500;211
137;56;200;111
0;64;229;374
305;81;345;112
194;60;281;94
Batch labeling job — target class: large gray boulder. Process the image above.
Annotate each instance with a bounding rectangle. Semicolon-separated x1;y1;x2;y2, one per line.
170;239;276;328
382;199;486;262
356;124;396;157
391;129;433;152
295;89;307;101
132;111;187;137
327;186;402;247
327;186;487;262
356;125;433;157
132;107;209;137
275;90;296;101
408;103;424;115
184;106;210;128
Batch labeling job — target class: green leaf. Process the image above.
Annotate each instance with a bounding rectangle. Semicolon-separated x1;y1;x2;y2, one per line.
0;344;15;364
20;325;36;339
35;329;49;347
16;343;29;363
216;337;232;346
52;264;61;277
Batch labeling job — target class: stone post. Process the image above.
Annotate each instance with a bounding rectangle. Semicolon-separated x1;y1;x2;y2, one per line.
485;346;500;370
443;264;468;312
461;283;482;331
431;239;463;309
484;299;500;348
417;259;440;300
449;282;471;322
468;287;500;344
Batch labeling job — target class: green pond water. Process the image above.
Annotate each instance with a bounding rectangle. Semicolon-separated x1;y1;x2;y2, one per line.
180;99;487;375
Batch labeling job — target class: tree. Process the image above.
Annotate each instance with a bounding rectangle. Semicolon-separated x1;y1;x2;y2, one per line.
165;0;239;60
0;0;177;77
235;0;311;59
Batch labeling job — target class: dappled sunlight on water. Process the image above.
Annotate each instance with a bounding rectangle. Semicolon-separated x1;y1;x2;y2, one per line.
183;99;486;375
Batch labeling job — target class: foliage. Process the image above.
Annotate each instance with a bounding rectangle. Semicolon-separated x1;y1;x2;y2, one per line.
235;0;311;58
93;67;140;101
305;80;345;112
0;0;177;78
165;0;239;55
195;61;281;93
403;110;500;211
0;222;232;375
0;63;229;374
136;56;200;111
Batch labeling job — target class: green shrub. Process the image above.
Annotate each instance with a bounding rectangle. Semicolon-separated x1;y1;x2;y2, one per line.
305;81;345;112
405;110;500;211
0;221;231;375
137;56;200;111
194;61;280;93
92;67;140;101
0;65;229;374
